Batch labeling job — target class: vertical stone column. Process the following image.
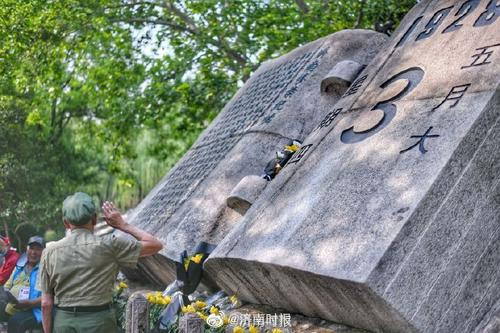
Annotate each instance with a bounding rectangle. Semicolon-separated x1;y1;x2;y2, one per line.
125;292;150;333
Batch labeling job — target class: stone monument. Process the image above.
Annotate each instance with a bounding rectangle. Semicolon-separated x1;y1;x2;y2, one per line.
205;0;500;332
125;292;149;333
125;29;388;286
178;313;204;333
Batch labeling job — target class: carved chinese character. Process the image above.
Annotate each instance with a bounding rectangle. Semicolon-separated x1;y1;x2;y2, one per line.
262;113;275;124
315;48;329;59
305;60;319;72
342;74;368;98
296;73;308;84
316;108;343;130
432;83;471;111
461;44;500;69
284;86;298;98
400;127;440;154
287;144;313;164
274;100;286;111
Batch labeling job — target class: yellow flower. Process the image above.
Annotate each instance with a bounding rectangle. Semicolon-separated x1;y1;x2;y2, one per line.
230;295;238;305
271;329;283;333
197;311;208;320
191;253;204;264
181;305;196;313
118;282;128;289
143;291;167;304
233;326;245;333
248;325;259;333
162;295;171;305
194;300;207;309
285;144;300;152
209;306;220;315
223;315;229;325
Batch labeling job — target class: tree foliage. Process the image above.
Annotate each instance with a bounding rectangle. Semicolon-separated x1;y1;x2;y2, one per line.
0;0;416;234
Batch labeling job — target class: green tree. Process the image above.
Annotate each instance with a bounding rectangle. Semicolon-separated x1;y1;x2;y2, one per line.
104;0;416;164
0;0;416;234
0;0;145;232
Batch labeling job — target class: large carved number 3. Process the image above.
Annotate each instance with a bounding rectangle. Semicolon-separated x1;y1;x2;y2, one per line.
340;67;425;144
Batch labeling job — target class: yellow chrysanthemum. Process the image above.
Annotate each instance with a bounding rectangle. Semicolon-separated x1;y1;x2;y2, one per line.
210;306;220;315
233;326;245;333
157;296;169;305
191;253;204;264
181;305;196;313
230;295;238;305
271;329;283;333
197;311;208;320
285;144;300;152
248;325;259;333
118;282;128;289
194;300;207;309
163;295;171;305
146;293;155;303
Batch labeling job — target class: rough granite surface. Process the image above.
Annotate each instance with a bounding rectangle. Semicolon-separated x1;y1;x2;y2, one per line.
206;0;500;332
125;30;389;286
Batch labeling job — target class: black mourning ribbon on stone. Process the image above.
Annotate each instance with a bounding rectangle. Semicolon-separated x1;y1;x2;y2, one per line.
157;242;216;331
176;242;216;304
263;139;302;181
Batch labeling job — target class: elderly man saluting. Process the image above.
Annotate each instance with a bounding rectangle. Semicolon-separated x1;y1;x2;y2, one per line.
38;192;163;333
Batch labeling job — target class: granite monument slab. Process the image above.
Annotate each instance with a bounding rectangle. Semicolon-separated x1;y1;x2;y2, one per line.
125;30;388;286
205;1;500;332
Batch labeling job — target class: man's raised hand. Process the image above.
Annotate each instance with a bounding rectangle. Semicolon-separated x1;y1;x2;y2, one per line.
102;201;127;229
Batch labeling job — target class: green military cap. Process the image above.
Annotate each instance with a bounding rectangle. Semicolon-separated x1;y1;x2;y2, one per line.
62;192;96;226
